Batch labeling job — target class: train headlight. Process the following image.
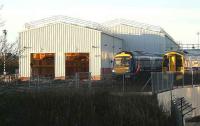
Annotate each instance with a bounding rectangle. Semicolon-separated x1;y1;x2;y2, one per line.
112;69;115;72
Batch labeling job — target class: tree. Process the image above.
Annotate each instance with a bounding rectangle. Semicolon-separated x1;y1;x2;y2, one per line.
0;4;19;74
0;31;19;74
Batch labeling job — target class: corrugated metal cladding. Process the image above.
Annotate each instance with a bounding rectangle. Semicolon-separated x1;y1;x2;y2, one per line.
19;22;122;79
108;24;178;54
101;33;122;69
165;36;179;51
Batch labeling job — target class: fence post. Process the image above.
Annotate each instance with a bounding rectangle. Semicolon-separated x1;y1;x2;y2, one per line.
49;77;51;87
161;72;163;92
156;72;159;94
123;74;125;93
78;73;80;88
29;76;31;87
37;76;40;88
75;73;80;88
88;72;92;88
182;73;184;88
151;72;154;94
180;98;184;126
75;73;77;88
192;70;194;87
34;77;37;88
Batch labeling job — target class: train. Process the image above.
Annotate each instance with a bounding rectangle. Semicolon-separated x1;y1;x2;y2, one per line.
112;50;200;77
162;50;200;73
112;51;162;77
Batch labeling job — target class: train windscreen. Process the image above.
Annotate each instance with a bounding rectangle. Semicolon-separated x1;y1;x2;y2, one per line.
175;55;182;71
114;57;130;67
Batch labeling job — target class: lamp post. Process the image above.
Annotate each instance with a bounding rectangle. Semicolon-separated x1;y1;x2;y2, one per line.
197;32;200;49
2;30;7;75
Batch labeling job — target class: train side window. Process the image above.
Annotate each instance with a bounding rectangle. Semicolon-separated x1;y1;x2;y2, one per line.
176;56;183;67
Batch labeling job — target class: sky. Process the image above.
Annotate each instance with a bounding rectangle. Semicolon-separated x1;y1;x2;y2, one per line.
0;0;200;44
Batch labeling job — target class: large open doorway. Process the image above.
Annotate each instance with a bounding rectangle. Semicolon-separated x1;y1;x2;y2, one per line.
31;53;55;78
65;53;89;78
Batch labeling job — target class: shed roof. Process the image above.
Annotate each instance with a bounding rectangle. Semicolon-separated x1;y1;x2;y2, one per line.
24;16;178;45
25;15;110;33
103;19;177;44
24;15;123;40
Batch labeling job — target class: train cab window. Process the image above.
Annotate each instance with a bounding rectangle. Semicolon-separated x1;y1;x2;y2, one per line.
176;55;183;71
176;56;183;67
163;56;169;67
114;58;122;66
122;57;130;66
114;57;130;67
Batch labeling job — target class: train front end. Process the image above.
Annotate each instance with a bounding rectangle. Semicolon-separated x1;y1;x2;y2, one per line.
162;51;184;73
112;52;134;78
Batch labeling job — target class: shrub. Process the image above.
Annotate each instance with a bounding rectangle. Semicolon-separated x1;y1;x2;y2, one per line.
0;89;173;126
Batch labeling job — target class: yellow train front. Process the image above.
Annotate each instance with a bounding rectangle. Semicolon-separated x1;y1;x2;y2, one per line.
162;51;200;85
162;51;184;73
112;51;163;78
162;51;200;72
112;51;135;78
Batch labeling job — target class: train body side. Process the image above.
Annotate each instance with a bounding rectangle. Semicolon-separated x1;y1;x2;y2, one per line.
184;56;200;70
112;51;163;77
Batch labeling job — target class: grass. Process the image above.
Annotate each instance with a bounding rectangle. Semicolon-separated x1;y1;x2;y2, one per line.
0;88;174;126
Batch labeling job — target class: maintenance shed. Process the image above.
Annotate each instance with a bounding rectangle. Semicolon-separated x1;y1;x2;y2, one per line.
19;16;122;80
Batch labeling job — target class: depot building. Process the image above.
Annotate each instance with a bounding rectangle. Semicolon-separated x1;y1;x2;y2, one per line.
19;16;122;80
19;16;179;80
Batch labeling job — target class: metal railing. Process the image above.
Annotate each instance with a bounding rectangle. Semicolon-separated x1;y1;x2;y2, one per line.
179;44;200;50
0;72;152;93
151;71;200;94
151;72;174;94
171;97;195;126
0;74;19;84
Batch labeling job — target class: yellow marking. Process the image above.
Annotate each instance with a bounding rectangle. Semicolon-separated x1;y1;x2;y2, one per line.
114;67;129;74
165;51;183;57
169;55;176;71
114;52;132;58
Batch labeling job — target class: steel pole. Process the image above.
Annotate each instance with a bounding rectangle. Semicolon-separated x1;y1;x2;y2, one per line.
3;30;7;76
3;52;5;75
197;32;200;49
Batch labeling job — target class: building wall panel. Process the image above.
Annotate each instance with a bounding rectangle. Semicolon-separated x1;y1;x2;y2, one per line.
19;23;102;78
109;24;177;54
101;33;122;73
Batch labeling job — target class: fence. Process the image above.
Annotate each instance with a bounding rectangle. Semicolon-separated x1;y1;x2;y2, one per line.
179;44;200;50
0;74;19;84
0;72;152;93
151;72;174;94
151;71;200;94
1;71;200;93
